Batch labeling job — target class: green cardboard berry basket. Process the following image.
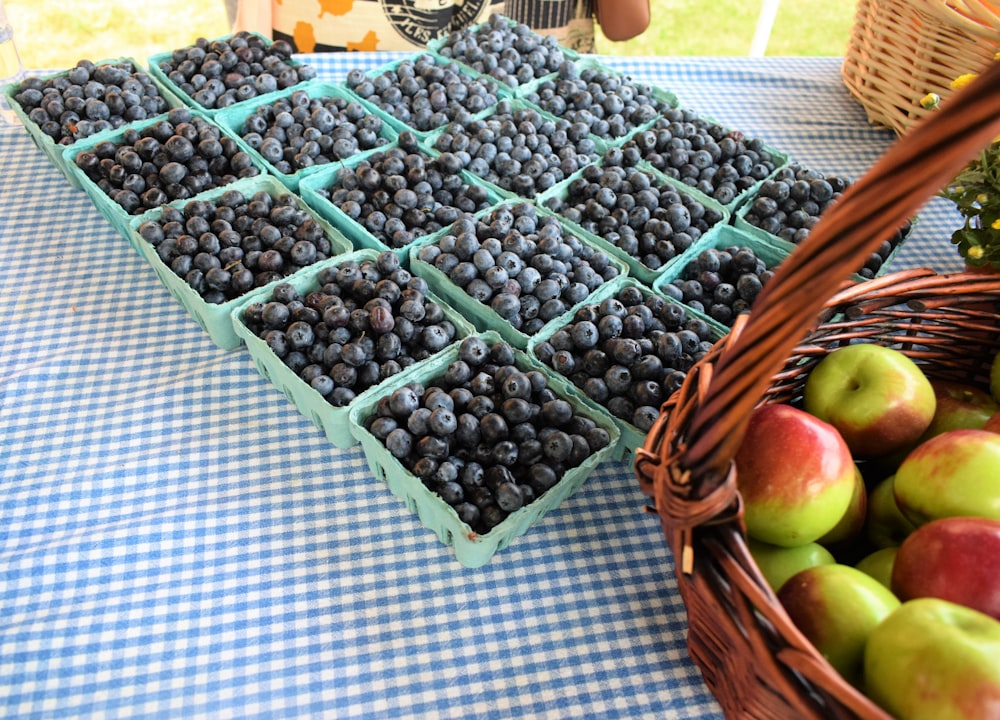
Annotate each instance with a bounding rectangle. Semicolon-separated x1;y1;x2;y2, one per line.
298;143;503;263
407;199;630;350
525;275;725;465
426;15;580;99
518;56;680;149
127;174;352;350
147;31;315;119
3;58;186;190
339;52;511;145
63;109;271;249
618;111;790;214
651;223;794;337
348;330;621;568
537;160;732;287
421;97;608;204
731;167;914;279
213;80;399;194
231;248;478;448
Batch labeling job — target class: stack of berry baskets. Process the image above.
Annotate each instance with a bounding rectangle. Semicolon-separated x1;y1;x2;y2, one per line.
348;330;621;568
407;199;630;351
213;81;399;194
128;174;352;350
427;13;581;99
298;136;503;265
3;57;186;189
733;161;913;279
231;248;478;448
146;31;317;119
63;106;270;252
339;51;511;148
537;157;732;287
526;275;725;465
517;56;680;150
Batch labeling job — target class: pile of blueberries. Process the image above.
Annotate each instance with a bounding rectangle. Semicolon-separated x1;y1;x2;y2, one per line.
431;100;601;198
740;163;910;278
235;88;392;174
156;31;316;111
311;140;494;249
344;53;502;134
136;187;339;304
543;164;726;272
414;202;620;336
522;63;670;143
435;13;571;90
363;335;612;534
659;244;776;328
12;59;174;145
532;283;717;431
613;110;781;207
240;252;461;407
73;107;261;214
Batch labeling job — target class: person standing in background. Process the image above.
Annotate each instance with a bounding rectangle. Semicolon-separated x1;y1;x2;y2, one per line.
225;0;649;55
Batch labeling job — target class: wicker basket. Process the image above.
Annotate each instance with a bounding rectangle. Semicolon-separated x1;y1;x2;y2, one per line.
842;0;1000;135
635;62;1000;718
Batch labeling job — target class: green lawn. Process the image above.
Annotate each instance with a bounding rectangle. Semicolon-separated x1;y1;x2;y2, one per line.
6;0;857;71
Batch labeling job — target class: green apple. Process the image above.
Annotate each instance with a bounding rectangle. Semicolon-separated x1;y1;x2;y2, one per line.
748;538;836;593
734;403;856;547
925;379;999;436
864;475;917;548
891;516;1000;620
894;429;1000;525
817;465;867;547
864;598;1000;720
803;343;935;459
854;546;898;589
778;563;900;687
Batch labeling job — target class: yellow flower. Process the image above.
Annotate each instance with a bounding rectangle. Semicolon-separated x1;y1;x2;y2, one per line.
951;73;979;90
993;219;1000;230
968;245;985;259
920;92;941;109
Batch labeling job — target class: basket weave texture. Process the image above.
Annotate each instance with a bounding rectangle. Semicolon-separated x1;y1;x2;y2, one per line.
636;61;1000;718
842;0;1000;135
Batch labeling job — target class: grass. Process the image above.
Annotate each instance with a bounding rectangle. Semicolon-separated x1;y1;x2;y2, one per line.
5;0;856;71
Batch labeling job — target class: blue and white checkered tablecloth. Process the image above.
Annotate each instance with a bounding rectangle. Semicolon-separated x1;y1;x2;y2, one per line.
0;53;968;720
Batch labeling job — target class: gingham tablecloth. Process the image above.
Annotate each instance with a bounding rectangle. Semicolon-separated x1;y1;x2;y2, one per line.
0;53;966;720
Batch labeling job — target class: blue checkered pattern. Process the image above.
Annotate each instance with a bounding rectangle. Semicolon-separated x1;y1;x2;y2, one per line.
0;53;968;720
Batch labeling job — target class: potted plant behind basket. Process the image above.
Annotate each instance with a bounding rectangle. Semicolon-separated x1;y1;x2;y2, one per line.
924;57;1000;271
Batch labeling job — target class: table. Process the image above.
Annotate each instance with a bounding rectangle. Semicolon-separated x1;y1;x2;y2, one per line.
0;53;967;720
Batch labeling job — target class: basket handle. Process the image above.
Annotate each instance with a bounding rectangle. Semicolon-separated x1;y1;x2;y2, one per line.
677;59;1000;494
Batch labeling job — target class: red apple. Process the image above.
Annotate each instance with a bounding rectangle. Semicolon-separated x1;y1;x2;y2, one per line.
984;410;1000;434
894;429;1000;525
735;404;857;547
891;516;1000;620
802;343;935;459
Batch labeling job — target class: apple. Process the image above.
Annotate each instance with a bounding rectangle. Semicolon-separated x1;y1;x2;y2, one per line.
864;475;917;548
802;343;935;459
864;598;1000;720
984;409;1000;434
747;538;835;593
894;429;1000;525
925;379;999;435
854;546;898;589
734;404;856;547
778;563;900;687
817;465;867;547
891;516;1000;620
